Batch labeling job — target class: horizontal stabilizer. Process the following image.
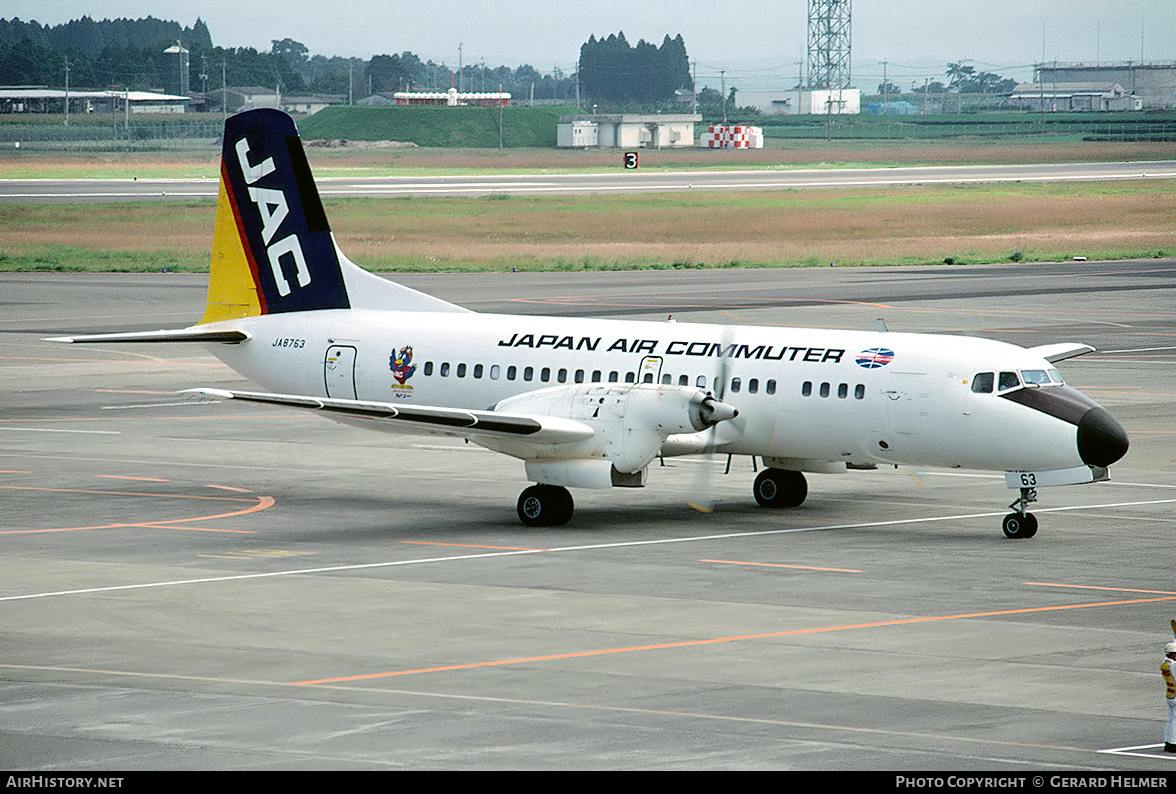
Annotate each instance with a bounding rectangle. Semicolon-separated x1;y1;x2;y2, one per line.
46;327;250;344
1028;342;1096;363
182;388;595;443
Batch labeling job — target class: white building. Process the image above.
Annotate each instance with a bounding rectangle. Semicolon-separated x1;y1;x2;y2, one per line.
556;114;701;148
737;88;861;116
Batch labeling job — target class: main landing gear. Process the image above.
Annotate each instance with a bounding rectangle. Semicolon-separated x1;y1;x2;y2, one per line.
1002;487;1038;539
517;484;574;527
752;468;808;508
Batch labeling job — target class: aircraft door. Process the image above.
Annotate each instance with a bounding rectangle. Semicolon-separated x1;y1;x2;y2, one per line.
884;372;927;435
638;356;663;384
324;344;358;399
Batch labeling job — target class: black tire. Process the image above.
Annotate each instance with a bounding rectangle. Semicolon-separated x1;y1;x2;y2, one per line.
753;468;807;508
517;485;574;527
1002;512;1038;539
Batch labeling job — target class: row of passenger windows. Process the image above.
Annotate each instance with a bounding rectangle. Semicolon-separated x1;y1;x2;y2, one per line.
419;361;868;400
801;381;867;400
422;360;776;391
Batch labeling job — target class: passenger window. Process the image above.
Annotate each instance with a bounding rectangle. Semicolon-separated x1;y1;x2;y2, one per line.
473;364;483;379
838;383;848;399
456;363;467;378
748;378;759;394
819;382;830;398
575;370;585;384
971;372;994;393
507;365;517;380
523;366;533;381
490;365;500;380
766;379;776;395
424;361;434;376
802;381;812;397
679;374;689;386
440;362;450;377
855;384;865;400
998;371;1021;391
609;371;619;383
661;373;672;385
541;367;551;382
625;372;635;383
557;368;567;383
730;378;741;393
592;370;602;383
696;375;707;388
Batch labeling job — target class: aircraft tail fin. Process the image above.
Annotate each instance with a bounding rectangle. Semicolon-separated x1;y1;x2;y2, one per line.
199;108;467;326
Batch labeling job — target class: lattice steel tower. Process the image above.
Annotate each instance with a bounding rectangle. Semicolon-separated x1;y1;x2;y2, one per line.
807;0;852;89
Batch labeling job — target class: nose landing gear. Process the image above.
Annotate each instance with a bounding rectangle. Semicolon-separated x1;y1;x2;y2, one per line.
1003;487;1038;539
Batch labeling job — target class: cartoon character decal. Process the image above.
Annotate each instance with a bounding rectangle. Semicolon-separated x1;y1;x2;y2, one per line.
389;345;417;387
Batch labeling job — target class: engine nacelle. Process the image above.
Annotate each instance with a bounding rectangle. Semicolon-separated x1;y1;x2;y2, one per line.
492;384;738;475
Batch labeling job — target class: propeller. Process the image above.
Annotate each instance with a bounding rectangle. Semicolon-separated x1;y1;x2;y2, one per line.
687;323;734;513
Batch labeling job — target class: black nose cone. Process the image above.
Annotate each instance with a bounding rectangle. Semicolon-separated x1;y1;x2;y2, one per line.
1077;407;1129;467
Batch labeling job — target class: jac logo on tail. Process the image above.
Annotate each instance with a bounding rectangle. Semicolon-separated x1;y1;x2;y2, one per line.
235;137;310;297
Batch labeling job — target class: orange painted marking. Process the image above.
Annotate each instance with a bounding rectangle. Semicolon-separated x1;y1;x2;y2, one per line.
400;540;548;552
205;485;254;493
702;558;863;573
1024;582;1176;596
95;475;171;482
291;593;1176;685
0;471;32;474
0;486;274;535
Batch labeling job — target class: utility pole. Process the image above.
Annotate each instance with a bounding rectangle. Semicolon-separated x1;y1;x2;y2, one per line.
63;56;69;126
458;43;463;92
881;60;888;113
720;69;726;124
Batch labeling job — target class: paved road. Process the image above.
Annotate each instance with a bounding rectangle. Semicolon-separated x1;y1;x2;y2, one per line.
2;263;1175;769
4;160;1176;203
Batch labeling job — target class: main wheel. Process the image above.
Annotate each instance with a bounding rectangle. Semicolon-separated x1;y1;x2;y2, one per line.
1002;512;1038;539
753;468;807;508
517;485;574;527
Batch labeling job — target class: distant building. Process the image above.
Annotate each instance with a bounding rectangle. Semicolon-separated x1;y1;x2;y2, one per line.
556;113;701;148
737;88;861;116
394;88;510;107
1009;82;1140;112
0;88;188;114
1035;63;1176;109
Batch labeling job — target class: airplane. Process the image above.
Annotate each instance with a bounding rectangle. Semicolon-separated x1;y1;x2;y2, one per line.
49;108;1130;538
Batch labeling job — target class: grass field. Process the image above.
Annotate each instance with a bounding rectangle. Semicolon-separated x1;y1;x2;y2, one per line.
3;180;1174;273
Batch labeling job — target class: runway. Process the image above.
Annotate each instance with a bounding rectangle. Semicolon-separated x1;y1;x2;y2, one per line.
4;160;1176;202
2;263;1176;770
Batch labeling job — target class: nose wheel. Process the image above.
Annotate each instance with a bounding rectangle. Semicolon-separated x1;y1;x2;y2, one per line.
1002;487;1038;539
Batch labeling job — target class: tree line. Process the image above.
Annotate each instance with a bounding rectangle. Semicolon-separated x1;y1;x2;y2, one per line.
578;32;691;105
0;16;693;108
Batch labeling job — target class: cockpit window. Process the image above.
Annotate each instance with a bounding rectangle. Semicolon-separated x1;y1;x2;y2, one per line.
1021;369;1051;386
971;372;994;393
1048;368;1063;384
998;371;1021;391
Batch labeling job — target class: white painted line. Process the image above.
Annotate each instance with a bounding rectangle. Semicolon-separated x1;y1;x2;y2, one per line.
101;401;222;410
0;427;120;435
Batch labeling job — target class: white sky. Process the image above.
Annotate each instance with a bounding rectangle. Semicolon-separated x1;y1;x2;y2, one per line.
6;1;1176;90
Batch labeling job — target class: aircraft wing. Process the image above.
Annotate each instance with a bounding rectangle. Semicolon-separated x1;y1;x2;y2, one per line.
182;388;595;443
1027;343;1096;363
45;327;250;344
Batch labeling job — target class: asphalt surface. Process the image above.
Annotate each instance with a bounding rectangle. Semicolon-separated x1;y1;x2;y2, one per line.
2;262;1176;770
4;160;1176;202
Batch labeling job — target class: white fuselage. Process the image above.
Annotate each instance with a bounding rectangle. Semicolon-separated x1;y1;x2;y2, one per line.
207;309;1091;475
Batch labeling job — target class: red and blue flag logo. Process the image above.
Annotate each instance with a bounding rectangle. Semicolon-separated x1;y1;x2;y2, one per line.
856;347;895;369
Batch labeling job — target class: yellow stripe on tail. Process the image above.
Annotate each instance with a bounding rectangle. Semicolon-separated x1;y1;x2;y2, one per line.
198;163;263;325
